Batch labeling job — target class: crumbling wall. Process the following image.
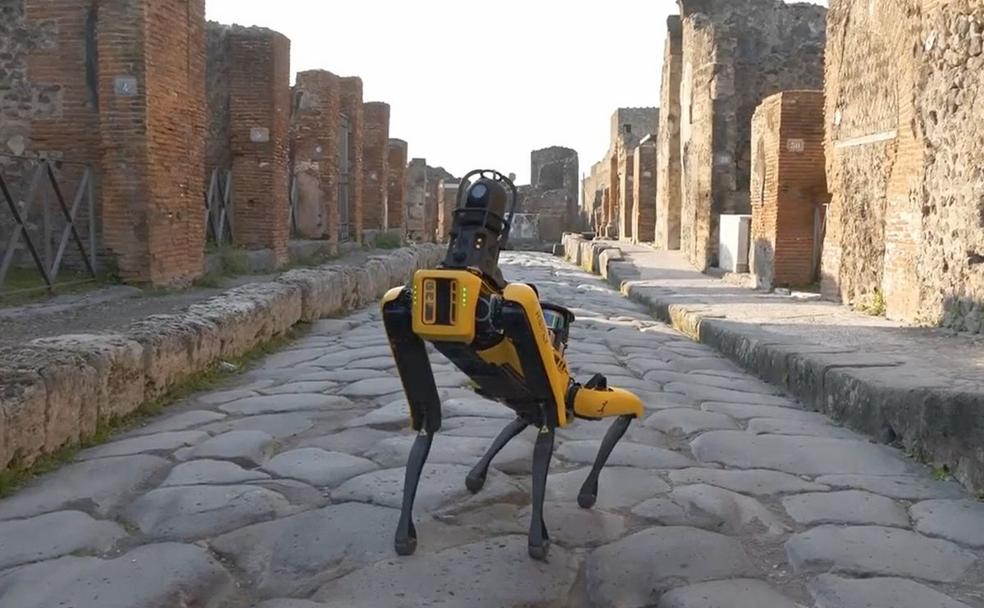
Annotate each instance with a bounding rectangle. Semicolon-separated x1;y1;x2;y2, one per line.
362;101;389;233
632;137;658;244
290;70;341;241
339;78;365;243
386;138;408;238
520;146;580;242
823;0;984;331
436;181;458;243
617;146;634;241
405;159;453;243
678;0;826;270
656;15;683;250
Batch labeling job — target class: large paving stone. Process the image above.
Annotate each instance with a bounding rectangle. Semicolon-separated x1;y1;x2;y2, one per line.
263;448;377;488
701;402;827;422
312;536;578;608
644;409;739;436
782;490;910;527
786;525;977;582
911;500;984;548
258;380;339;395
365;434;533;474
669;484;788;535
199;413;315;440
0;455;170;520
585;527;758;608
556;440;694;469
517;502;628;548
668;468;828;496
161;459;271;487
338;377;405;397
123;485;295;541
127;410;227;436
0;542;235;608
76;431;209;460
197;389;258;406
178;430;275;466
808;574;973;608
297;427;391;455
441;416;539;439
745;417;862;440
547;466;670;509
691;432;914;476
211;503;472;598
815;474;967;500
663;382;793;406
443;396;517;419
333;463;524;513
658;579;798;608
220;394;353;415
258;601;327;608
0;510;127;570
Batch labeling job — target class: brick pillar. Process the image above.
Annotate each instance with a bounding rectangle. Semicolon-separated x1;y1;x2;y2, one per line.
339;77;364;243
618;147;635;241
436;181;459;243
605;155;618;238
291;70;341;242
406;158;427;242
386;138;408;239
226;27;290;264
750;91;827;289
425;174;440;243
632;137;658;244
362;101;390;234
656;15;683;250
98;0;206;285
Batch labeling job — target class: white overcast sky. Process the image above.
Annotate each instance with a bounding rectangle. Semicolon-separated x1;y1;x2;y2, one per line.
206;1;827;185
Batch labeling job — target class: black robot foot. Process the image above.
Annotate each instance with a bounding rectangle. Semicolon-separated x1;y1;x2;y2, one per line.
465;472;487;494
528;540;551;561
577;492;598;509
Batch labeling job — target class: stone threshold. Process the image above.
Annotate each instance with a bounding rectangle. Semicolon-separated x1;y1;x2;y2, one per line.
561;234;984;495
0;244;444;472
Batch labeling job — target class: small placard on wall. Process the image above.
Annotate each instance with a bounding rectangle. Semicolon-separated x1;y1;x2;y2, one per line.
114;76;138;97
250;127;270;143
787;139;806;153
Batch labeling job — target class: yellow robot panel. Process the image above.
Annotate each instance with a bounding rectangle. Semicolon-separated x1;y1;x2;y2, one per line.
572;386;644;420
411;270;484;343
501;283;572;427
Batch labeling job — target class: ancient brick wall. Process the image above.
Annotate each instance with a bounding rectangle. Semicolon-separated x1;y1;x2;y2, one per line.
290;70;341;241
751;91;827;289
206;23;231;176
405;159;453;243
582;159;608;233
339;78;364;243
678;0;826;270
521;146;580;241
436;181;458;243
823;0;984;331
632;137;658;244
225;26;290;264
97;0;206;284
617;146;635;241
362;101;389;233
386;138;408;238
656;15;683;250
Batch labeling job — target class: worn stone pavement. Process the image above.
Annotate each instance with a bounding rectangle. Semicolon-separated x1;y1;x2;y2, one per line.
0;252;982;608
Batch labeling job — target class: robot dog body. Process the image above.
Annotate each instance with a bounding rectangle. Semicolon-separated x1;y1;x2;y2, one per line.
382;170;643;560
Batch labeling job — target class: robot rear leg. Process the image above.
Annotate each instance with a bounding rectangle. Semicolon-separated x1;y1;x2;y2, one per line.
465;416;529;493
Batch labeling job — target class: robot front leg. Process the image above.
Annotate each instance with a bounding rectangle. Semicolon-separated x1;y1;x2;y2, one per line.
528;425;555;561
383;287;443;556
466;417;529;493
577;415;633;509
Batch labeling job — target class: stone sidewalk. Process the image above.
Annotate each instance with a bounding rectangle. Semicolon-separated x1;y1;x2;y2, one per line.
0;252;981;607
566;237;984;494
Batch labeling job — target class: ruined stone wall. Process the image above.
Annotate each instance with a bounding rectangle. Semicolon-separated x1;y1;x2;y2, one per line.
362;101;389;233
225;27;290;265
522;146;580;240
386;138;408;238
290;70;341;241
206;23;231;176
339;78;365;243
823;0;984;331
678;0;826;270
656;15;683;250
582;159;608;233
405;159;453;243
751;91;827;289
617;145;634;241
436;181;458;243
632;137;658;244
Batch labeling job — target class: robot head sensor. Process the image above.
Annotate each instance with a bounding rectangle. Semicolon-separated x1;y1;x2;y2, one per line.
442;170;518;286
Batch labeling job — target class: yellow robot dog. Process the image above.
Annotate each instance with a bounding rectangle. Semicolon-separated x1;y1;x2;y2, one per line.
382;169;644;560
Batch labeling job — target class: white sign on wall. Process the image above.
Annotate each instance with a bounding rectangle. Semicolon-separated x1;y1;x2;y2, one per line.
787;139;806;153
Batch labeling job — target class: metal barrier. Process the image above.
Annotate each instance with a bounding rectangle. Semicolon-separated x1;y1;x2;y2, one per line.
0;156;98;292
206;168;233;246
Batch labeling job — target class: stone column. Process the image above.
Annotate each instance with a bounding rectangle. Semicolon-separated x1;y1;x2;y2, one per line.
362;101;390;234
291;70;341;242
225;26;291;265
618;146;635;241
386;138;408;239
339;77;365;243
98;0;207;284
656;15;683;250
406;158;428;242
436;181;459;243
632;137;658;244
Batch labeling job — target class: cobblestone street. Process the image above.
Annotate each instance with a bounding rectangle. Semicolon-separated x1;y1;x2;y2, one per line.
0;252;981;608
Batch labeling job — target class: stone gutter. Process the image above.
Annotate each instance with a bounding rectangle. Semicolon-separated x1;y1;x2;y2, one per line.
0;244;444;471
560;234;984;494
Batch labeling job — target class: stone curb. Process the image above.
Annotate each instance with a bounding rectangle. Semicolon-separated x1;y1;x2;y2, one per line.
561;234;984;494
0;244;444;471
